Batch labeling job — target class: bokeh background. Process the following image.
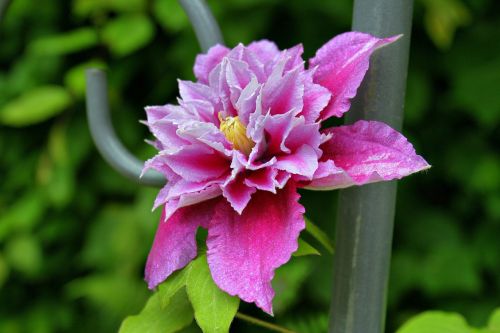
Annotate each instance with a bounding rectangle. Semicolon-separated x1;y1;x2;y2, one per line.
0;0;499;332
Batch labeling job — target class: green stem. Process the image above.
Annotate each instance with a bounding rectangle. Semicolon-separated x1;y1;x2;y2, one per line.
235;312;296;333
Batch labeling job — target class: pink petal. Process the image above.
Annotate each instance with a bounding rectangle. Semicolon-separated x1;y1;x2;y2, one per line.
301;78;331;122
235;76;260;125
305;120;430;189
160;145;229;183
262;65;304;116
275;144;319;180
301;160;354;190
155;180;223;218
145;199;219;289
247;40;280;68
194;44;230;84
282;44;305;73
310;32;401;120
222;175;257;214
244;167;278;193
206;183;305;314
178;80;219;107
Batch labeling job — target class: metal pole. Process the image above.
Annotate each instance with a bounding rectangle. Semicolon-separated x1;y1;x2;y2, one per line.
328;0;414;332
85;0;223;187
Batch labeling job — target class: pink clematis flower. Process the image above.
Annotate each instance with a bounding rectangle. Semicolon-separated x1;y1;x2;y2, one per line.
143;32;429;315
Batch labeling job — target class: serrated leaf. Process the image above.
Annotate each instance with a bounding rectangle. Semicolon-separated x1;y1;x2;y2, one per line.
305;218;334;254
0;86;72;127
158;268;189;309
186;255;239;333
28;28;98;56
488;309;500;332
102;14;155;56
293;239;320;257
119;289;193;333
396;311;471;333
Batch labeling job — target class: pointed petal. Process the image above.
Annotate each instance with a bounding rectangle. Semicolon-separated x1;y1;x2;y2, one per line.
310;32;401;119
244;167;278;193
262;65;304;116
194;44;230;84
247;40;280;67
222;175;257;214
145;199;219;289
301;80;331;122
206;183;305;314
157;145;229;183
178;80;219;107
275;144;319;180
305;120;430;189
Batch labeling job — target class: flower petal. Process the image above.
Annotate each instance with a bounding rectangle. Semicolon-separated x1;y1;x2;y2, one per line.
310;32;400;119
194;44;230;84
305;120;430;189
222;175;257;214
275;144;319;180
247;40;280;68
262;65;304;116
206;183;305;314
145;199;219;289
157;145;229;183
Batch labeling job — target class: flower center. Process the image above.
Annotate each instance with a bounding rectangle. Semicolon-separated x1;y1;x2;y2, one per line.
219;113;255;155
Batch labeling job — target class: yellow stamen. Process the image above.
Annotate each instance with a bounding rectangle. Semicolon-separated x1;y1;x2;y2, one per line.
219;113;255;155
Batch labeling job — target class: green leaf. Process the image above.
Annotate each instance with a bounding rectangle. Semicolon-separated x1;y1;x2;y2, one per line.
0;191;46;241
158;268;189;309
186;255;239;333
305;218;334;254
29;28;98;56
5;235;43;277
102;15;155;56
120;289;193;333
0;86;72;127
488;309;500;332
293;239;320;257
396;311;471;333
421;0;471;49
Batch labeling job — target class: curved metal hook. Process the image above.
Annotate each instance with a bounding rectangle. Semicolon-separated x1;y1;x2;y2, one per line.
85;69;165;186
179;0;224;52
0;0;12;24
85;0;223;187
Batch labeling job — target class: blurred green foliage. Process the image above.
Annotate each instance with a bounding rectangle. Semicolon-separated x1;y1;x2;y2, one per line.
0;0;499;332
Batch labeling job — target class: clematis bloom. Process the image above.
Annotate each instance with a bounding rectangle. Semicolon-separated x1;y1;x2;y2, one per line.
143;32;430;315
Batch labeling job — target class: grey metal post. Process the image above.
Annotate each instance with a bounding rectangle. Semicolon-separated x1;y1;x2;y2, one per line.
328;0;414;332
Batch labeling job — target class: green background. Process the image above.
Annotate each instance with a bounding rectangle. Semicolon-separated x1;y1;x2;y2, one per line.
0;0;498;332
